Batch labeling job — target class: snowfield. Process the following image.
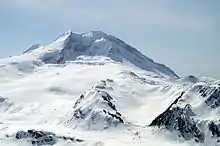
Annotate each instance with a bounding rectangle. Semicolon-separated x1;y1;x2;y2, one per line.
0;31;219;146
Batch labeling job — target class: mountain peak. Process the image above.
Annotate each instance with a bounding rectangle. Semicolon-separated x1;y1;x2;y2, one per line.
54;30;108;43
23;30;179;78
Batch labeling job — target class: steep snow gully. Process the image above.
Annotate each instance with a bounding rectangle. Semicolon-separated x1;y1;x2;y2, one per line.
0;30;220;146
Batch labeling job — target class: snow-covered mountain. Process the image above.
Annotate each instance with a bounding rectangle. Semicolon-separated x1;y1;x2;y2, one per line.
22;30;178;78
0;30;219;146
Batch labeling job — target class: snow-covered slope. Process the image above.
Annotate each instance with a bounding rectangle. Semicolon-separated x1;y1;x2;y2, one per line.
0;30;219;146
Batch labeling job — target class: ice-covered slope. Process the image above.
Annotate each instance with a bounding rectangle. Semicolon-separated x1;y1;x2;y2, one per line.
22;30;178;78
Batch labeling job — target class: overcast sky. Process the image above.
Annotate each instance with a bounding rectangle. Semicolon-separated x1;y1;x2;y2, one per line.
0;0;219;79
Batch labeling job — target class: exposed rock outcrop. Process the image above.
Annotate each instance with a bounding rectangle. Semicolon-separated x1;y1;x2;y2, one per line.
14;129;83;145
66;80;124;129
194;84;220;108
149;92;205;143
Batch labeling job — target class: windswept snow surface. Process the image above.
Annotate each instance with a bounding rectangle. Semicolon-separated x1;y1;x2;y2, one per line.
0;30;219;146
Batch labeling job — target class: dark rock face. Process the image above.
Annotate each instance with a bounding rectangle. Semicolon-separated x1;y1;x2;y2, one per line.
15;129;83;145
176;113;204;143
15;130;56;145
69;80;124;129
103;110;124;123
194;84;220;108
209;121;220;138
72;90;124;125
208;121;220;145
149;92;185;127
149;92;205;143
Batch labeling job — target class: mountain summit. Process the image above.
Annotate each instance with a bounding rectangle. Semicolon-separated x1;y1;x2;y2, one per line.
23;30;178;78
